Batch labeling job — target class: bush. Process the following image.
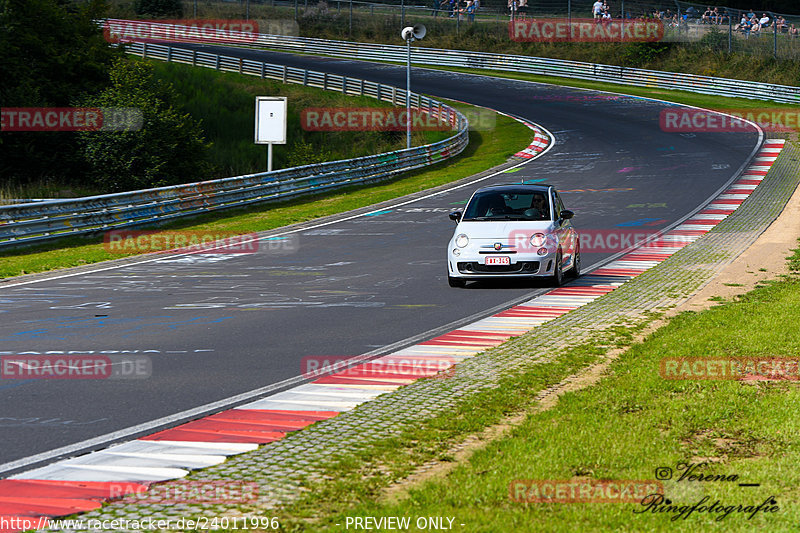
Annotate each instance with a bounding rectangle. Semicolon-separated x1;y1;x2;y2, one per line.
77;59;211;192
134;0;182;18
622;42;671;67
698;26;731;53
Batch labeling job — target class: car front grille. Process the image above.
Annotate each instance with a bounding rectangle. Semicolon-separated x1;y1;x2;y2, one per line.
457;261;540;274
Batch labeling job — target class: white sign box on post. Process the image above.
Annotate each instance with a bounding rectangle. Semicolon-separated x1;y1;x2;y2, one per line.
255;96;287;171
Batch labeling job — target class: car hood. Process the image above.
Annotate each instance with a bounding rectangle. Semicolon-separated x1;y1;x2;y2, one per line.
454;221;555;240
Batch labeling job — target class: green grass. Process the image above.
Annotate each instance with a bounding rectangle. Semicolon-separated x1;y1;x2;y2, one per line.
271;247;800;532
149;60;450;177
0;97;527;278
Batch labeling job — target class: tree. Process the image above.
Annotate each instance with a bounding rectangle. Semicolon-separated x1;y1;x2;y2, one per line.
0;0;121;183
77;59;211;192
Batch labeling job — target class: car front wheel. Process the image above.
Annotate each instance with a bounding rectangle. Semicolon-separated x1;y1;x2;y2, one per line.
551;250;564;286
567;245;581;279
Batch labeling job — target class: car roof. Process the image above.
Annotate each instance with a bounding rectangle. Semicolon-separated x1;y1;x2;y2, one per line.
472;183;558;194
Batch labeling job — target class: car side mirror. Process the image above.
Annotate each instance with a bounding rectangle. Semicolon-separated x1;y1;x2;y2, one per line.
449;210;462;222
560;210;574;220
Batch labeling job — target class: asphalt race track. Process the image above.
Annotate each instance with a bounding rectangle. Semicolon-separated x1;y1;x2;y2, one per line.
0;47;760;473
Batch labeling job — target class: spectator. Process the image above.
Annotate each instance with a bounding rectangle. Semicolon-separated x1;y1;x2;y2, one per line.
746;8;755;19
736;14;750;35
432;0;441;18
776;16;787;33
508;0;518;20
759;13;770;28
750;15;761;35
593;0;603;21
790;24;799;37
448;0;456;17
702;6;712;24
517;0;527;18
466;0;476;22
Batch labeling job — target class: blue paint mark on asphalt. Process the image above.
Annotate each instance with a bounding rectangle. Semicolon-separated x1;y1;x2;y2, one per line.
364;210;393;217
616;218;662;227
0;379;36;392
0;316;235;342
523;178;547;184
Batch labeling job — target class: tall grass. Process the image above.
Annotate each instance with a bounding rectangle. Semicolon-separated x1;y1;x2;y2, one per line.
149;60;451;177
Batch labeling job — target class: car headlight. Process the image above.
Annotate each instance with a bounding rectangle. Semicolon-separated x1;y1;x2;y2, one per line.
529;233;546;247
456;234;469;248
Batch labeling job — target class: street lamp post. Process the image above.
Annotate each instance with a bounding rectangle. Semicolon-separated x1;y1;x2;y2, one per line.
401;24;426;150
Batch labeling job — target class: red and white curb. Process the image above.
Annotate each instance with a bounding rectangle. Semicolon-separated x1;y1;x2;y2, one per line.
513;121;551;158
0;140;783;532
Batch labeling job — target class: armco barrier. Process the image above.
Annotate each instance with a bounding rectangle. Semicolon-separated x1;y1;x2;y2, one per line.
0;42;468;248
132;17;798;104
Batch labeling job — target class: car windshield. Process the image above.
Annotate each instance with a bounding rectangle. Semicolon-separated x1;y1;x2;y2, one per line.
462;190;550;221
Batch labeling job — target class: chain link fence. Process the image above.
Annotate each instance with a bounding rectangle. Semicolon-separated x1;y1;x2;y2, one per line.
154;0;800;59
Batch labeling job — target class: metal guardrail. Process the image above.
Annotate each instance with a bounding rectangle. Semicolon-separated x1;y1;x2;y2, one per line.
0;42;468;248
242;31;800;103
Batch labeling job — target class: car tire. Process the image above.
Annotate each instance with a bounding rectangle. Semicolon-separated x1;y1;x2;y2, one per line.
448;276;466;288
567;245;581;279
551;250;564;286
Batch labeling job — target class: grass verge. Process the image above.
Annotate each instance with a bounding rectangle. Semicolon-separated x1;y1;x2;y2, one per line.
275;245;800;532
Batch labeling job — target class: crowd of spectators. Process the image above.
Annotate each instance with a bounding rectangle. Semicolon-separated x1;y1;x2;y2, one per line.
648;6;799;38
431;0;798;39
432;0;480;21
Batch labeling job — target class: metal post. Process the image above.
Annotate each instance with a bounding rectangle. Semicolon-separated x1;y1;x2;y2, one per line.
349;0;353;38
568;0;571;41
773;12;778;58
402;0;406;28
294;0;298;20
620;0;624;44
406;38;411;149
194;0;197;17
246;0;250;20
728;9;732;53
267;143;273;172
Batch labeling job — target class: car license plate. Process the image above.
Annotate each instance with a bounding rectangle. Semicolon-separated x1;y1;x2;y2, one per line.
485;256;510;266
